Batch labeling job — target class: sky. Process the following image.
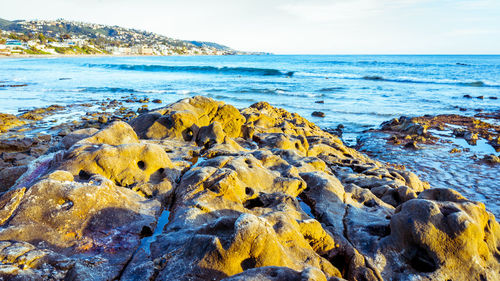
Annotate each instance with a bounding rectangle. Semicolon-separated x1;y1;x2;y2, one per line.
2;0;500;54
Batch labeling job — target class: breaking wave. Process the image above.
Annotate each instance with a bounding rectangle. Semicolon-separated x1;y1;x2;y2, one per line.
84;63;294;77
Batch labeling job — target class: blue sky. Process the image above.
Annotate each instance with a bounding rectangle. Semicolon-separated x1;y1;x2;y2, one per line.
2;0;500;54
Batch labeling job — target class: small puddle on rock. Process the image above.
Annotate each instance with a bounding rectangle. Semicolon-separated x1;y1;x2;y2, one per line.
191;157;207;169
298;197;315;219
138;209;170;255
430;129;497;154
357;130;500;217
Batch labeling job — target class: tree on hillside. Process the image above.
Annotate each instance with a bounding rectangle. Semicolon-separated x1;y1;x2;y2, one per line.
38;33;47;44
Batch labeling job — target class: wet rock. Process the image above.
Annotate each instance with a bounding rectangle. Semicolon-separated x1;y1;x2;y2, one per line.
0;166;28;191
384;188;500;280
381;116;428;136
377;113;500;150
0;84;28;88
61;128;99;149
0;113;25;133
312;111;325;118
20;105;64;121
97;115;108;124
222;266;334;281
489;137;500;152
483;154;500;164
0;138;35;153
404;140;419;149
453;128;479;145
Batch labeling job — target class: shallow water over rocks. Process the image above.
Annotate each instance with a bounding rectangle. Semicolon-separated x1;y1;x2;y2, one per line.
357;130;500;217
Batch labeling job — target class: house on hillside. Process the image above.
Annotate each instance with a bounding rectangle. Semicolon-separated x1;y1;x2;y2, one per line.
5;40;27;50
6;39;22;46
131;45;153;55
48;42;70;48
0;44;11;55
105;46;132;55
65;39;86;47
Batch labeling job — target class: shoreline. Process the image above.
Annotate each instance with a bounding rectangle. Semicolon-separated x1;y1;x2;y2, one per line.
0;96;499;280
0;53;250;59
1;95;498;213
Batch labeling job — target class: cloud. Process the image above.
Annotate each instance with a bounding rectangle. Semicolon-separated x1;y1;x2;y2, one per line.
447;28;499;36
279;0;432;23
280;0;380;23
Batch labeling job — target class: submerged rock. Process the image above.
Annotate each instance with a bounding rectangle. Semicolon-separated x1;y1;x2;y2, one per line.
377;114;500;152
483;154;500;165
312;111;325;118
0;96;498;281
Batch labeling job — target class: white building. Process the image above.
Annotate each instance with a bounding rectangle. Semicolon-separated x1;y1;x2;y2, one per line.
48;42;70;48
105;46;132;55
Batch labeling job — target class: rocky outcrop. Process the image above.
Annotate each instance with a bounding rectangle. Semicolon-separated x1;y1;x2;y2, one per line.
130;96;245;140
378;114;500;151
0;96;498;281
0;113;25;133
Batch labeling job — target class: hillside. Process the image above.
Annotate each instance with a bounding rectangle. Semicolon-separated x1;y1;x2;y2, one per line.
0;18;13;27
0;18;248;56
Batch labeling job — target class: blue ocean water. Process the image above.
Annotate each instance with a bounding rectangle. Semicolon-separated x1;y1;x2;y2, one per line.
1;55;499;142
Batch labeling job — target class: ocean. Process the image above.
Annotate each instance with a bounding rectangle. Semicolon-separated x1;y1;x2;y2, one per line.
1;55;499;143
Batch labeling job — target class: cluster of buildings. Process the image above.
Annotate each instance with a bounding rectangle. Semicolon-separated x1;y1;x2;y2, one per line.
0;19;237;56
0;36;85;55
0;38;25;55
103;45;229;56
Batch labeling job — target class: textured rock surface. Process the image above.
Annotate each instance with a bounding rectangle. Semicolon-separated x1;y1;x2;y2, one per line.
0;96;498;281
0;113;25;133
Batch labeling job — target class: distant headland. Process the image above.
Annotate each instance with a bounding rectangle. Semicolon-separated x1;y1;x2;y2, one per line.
0;18;266;57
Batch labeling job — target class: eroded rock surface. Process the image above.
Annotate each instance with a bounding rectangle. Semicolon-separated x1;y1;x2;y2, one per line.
0;96;498;281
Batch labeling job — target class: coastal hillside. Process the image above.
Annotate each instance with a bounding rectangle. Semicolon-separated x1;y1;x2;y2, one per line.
0;18;246;56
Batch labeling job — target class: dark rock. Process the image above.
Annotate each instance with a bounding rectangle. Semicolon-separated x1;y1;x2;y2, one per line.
404;140;419;149
312;111;325;117
98;116;108;124
0;165;28;191
483;154;500;164
0;113;25;133
0;138;35;153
